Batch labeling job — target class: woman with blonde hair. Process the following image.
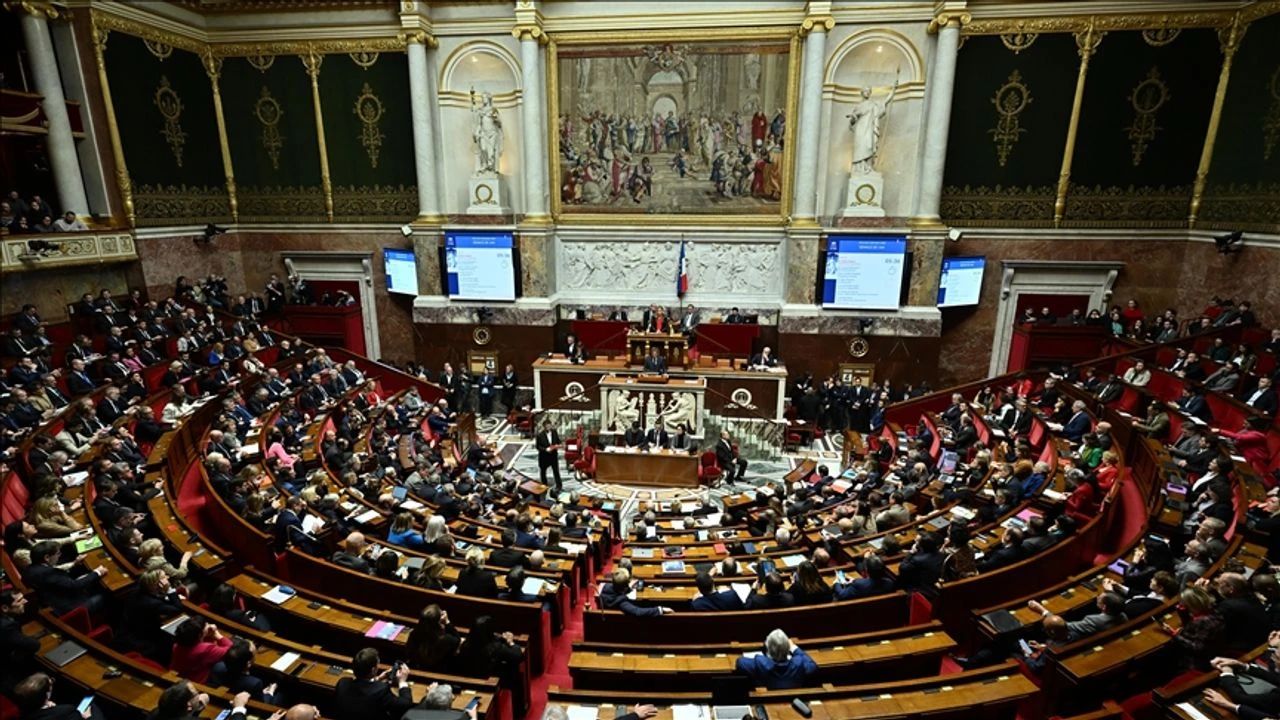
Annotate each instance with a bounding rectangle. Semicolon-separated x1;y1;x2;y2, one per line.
31;496;81;537
139;537;193;580
411;554;448;591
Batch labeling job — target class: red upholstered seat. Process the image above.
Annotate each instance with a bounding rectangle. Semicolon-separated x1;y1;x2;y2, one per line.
698;450;723;484
573;445;597;479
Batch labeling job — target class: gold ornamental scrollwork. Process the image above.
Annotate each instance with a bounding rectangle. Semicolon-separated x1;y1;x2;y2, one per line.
247;54;275;72
144;38;173;61
353;82;385;168
254;86;284;170
1125;67;1169;166
848;336;870;358
473;327;492;346
349;51;379;69
1264;67;1280;161
153;75;187;167
989;70;1032;167
1141;27;1181;47
999;31;1038;54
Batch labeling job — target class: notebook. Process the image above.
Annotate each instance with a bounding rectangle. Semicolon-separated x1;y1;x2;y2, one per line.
981;609;1022;634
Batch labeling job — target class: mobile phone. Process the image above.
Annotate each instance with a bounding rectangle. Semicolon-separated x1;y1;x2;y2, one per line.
464;697;481;712
77;696;94;714
214;711;231;720
1018;639;1033;656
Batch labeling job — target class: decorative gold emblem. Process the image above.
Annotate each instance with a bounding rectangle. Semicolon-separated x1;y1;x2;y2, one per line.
473;326;492;346
349;51;379;69
1126;67;1169;166
726;388;757;410
1141;27;1181;46
153;76;187;167
247;54;275;72
1264;67;1280;161
254;86;284;170
854;183;876;205
848;336;870;358
143;38;173;61
354;82;385;168
989;70;1032;167
473;182;494;205
999;31;1038;54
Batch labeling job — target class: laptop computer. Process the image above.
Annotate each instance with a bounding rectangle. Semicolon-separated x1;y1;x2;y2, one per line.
44;640;87;667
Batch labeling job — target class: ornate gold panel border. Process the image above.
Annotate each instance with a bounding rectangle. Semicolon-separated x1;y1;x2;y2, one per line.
1059;184;1192;228
961;2;1280;36
332;184;418;222
940;185;1057;228
235;186;329;223
546;26;801;227
1197;182;1280;232
133;184;232;227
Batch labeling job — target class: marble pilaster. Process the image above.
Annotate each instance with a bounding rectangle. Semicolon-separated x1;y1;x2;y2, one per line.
907;230;946;307
517;29;549;221
412;229;443;295
784;228;820;305
517;227;552;298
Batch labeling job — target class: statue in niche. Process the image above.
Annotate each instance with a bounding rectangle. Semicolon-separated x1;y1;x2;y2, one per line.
470;90;504;176
659;393;697;433
744;53;761;91
847;74;899;175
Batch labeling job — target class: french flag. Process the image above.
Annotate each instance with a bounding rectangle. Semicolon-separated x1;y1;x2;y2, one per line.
676;237;689;298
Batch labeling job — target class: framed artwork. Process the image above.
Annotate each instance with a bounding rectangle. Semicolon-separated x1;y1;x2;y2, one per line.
548;29;799;225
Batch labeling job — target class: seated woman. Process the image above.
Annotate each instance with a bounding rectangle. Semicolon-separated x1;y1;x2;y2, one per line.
169;616;233;683
387;511;427;550
264;427;299;471
787;560;832;605
455;547;498;598
30;496;82;539
457;615;522;679
405;604;462;671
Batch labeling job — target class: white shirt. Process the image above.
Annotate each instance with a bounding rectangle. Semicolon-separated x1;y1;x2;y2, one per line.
53;217;88;232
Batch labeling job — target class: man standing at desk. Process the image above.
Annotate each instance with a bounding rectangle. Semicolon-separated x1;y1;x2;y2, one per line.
643;347;668;374
750;346;779;368
679;304;700;336
564;333;586;364
536;420;563;491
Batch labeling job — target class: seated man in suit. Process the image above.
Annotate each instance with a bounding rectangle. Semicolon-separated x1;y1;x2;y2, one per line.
715;430;748;483
623;421;648;449
598;568;671;616
724;307;744;324
1242;376;1277;416
1050;400;1092;443
642;347;667;374
1028;591;1124;642
690;570;744;611
333;648;416;720
749;346;779;368
646;424;670;450
834;554;896;600
670;423;693;451
23;542;109;616
734;629;818;691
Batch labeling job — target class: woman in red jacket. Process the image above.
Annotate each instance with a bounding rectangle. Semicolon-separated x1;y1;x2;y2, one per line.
1218;416;1272;481
1094;451;1121;492
170;616;233;683
1064;469;1100;524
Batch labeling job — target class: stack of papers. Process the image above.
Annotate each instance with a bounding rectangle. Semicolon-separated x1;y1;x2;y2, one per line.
63;471;90;488
522;577;549;596
270;652;301;672
364;621;406;640
262;585;295;604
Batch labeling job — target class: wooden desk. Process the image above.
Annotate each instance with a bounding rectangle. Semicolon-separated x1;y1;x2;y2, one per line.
628;331;687;367
595;448;700;487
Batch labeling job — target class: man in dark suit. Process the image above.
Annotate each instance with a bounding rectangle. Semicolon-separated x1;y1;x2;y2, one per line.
476;368;496;416
749;346;778;368
1242;377;1277;416
1000;397;1033;435
1057;400;1092;442
642;347;667;374
679;304;700;336
563;335;585;364
438;363;459;403
624;421;647;449
500;364;518;411
724;307;744;324
716;430;748;483
608;309;629;322
65;359;95;396
488;529;531;569
12;672;109;720
535;420;562;490
896;532;945;593
23;542;108;616
1095;375;1125;405
333;648;416;720
690;571;744;611
1174;385;1214;423
670;425;692;451
646;425;670;449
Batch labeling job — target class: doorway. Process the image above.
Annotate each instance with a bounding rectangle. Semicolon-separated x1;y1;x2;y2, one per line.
281;252;381;358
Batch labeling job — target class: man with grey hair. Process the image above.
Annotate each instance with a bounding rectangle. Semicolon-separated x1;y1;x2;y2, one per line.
733;628;817;690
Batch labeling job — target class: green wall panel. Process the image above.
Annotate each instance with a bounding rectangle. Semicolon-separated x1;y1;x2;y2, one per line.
317;51;416;222
104;33;229;225
1065;28;1220;226
941;33;1078;226
220;55;325;222
1200;13;1280;231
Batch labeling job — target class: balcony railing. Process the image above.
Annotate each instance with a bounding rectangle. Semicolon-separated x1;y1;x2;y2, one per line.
1;229;138;272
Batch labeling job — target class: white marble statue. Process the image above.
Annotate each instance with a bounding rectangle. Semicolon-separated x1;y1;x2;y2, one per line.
609;390;639;432
847;79;898;175
660;392;697;433
470;91;504;176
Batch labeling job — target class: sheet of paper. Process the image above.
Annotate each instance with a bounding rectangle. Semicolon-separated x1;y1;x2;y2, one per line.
522;577;547;596
262;586;293;605
1175;703;1214;720
672;705;707;720
565;707;599;720
302;514;325;534
730;583;752;603
270;651;301;672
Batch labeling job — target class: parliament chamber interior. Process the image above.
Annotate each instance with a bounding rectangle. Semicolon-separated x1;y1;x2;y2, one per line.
1;1;1279;719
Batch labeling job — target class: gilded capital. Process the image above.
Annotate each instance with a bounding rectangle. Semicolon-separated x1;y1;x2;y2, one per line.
512;24;545;43
201;49;223;82
399;29;437;48
3;1;63;20
799;15;835;36
928;11;971;34
1074;23;1104;59
1217;14;1247;57
301;49;323;79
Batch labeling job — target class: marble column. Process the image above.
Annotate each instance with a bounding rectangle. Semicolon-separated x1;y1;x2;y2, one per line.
20;9;89;218
517;28;550;223
406;34;444;222
912;13;966;227
791;19;831;226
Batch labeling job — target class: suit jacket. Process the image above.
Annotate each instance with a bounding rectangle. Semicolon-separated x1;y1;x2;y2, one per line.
1065;611;1120;641
734;648;818;690
455;567;499;598
598;583;660;616
624;427;647;447
1243;387;1278;415
1062;411;1091;442
1219;665;1280;720
749;352;778;367
535;429;561;466
332;677;416;720
691;588;744;611
23;564;101;615
643;355;668;373
646;428;670;449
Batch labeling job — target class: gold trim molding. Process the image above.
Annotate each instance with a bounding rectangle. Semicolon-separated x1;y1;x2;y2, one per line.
928;12;971;35
3;1;64;20
961;3;1279;36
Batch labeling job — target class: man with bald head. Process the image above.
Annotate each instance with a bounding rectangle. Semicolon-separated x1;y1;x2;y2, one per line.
332;532;372;574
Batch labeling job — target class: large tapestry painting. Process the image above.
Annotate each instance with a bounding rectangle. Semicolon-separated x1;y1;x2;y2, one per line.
553;37;793;219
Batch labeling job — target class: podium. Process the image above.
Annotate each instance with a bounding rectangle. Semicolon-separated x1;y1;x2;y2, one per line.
628;331;688;368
